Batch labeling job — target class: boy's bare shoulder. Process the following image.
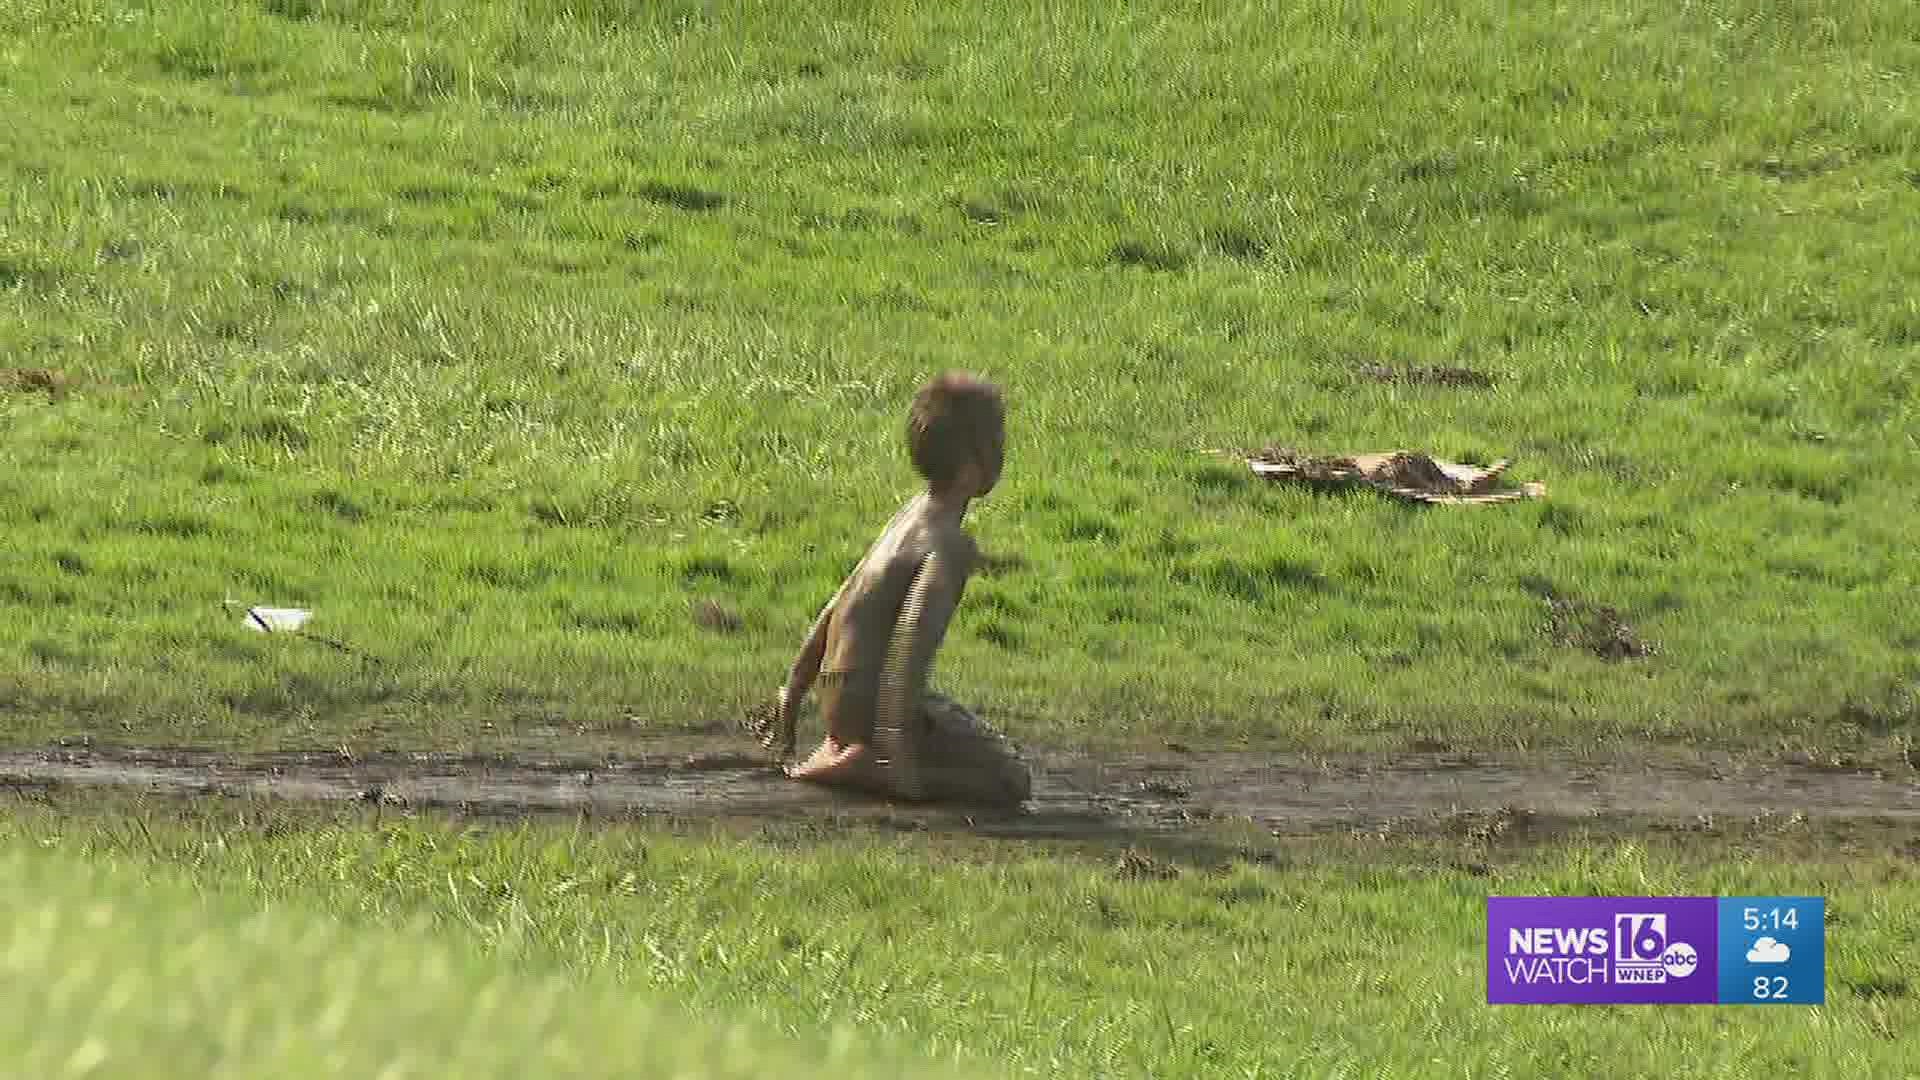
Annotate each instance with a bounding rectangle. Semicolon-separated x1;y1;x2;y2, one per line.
906;517;978;576
849;495;976;589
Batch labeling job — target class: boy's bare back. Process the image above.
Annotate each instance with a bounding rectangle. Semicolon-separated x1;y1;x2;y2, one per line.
817;493;978;742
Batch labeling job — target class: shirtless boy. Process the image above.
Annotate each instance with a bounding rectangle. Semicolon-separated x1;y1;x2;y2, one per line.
750;372;1031;807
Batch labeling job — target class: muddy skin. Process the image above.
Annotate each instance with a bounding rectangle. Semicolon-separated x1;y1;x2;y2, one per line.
3;742;1914;851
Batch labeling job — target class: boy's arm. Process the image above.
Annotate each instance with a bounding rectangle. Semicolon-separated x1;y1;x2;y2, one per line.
784;581;844;698
761;580;846;756
874;549;972;801
782;500;917;705
783;498;920;709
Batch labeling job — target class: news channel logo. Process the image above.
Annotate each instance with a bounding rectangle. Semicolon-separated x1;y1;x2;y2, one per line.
1488;896;1824;1005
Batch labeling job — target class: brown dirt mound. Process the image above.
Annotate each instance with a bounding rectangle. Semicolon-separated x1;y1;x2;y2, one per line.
691;599;743;633
0;367;72;398
1356;363;1496;388
1544;594;1657;660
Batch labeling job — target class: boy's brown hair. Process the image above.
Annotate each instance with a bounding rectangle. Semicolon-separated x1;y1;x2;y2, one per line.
906;371;1005;493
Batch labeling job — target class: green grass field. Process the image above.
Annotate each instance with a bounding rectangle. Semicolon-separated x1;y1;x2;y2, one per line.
3;0;1916;756
0;828;971;1080
4;6;1917;1074
6;803;1917;1078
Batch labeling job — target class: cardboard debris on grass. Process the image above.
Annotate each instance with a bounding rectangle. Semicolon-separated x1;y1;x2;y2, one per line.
1245;448;1546;506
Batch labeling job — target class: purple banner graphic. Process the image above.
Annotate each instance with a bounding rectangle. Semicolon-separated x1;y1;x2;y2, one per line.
1488;897;1719;1004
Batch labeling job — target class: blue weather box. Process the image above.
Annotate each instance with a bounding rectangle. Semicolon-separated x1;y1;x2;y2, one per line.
1717;897;1825;1005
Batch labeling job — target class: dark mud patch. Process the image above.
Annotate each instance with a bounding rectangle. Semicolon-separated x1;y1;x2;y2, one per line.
690;598;743;634
1524;577;1656;660
1744;154;1847;183
4;743;1913;853
1356;363;1496;389
1114;848;1183;881
1844;976;1911;1000
1138;777;1191;800
1202;223;1270;262
1544;594;1656;660
1108;240;1191;273
636;180;728;213
1;367;74;400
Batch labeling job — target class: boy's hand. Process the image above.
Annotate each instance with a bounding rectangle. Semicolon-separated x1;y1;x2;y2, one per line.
745;687;796;759
774;684;800;756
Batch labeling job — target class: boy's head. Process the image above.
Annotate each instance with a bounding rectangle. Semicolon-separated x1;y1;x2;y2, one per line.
907;371;1005;496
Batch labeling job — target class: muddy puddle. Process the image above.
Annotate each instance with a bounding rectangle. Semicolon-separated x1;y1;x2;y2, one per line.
3;742;1914;848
